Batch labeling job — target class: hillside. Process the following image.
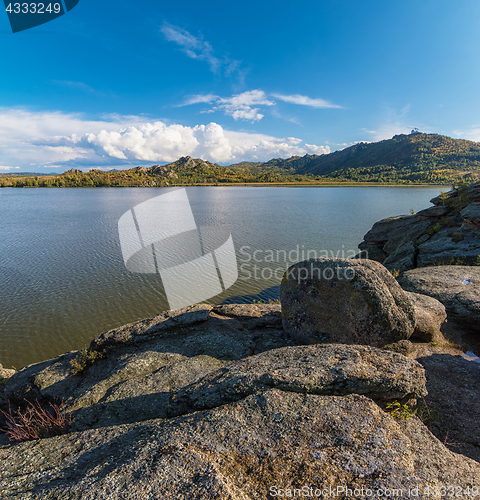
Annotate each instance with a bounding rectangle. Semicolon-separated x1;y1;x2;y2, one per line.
279;132;480;183
2;132;480;187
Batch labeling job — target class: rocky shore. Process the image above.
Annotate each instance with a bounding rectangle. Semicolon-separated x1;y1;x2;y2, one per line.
1;183;479;498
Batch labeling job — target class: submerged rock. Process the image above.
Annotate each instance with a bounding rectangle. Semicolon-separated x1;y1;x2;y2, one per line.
280;258;415;347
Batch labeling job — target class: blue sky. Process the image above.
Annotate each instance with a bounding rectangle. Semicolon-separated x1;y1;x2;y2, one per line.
1;0;480;172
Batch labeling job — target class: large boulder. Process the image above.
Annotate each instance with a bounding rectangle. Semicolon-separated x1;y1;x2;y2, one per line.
398;266;480;331
280;258;415;347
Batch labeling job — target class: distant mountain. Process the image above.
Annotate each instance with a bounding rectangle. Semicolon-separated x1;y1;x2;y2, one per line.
247;132;480;183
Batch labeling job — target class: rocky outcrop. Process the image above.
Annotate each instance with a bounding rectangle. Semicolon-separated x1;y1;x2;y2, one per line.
2;389;480;499
357;182;480;271
398;266;480;331
280;258;415;346
168;344;427;417
1;304;480;498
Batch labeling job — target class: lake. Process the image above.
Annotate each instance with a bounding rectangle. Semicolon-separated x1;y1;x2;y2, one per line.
0;186;444;369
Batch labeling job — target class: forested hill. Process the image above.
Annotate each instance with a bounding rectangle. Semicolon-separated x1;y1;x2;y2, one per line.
2;132;480;187
277;132;480;182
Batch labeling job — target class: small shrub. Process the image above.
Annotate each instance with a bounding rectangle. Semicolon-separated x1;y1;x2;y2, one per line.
385;397;441;428
0;399;73;442
431;257;467;266
385;401;412;420
409;208;416;215
70;347;105;375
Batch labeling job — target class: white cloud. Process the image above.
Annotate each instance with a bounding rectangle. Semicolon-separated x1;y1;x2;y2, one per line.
180;90;340;122
0;108;331;168
0;166;20;171
304;143;329;155
181;89;275;122
160;23;241;77
272;93;341;109
452;127;480;142
365;125;412;142
52;80;96;93
181;94;219;106
216;90;274;121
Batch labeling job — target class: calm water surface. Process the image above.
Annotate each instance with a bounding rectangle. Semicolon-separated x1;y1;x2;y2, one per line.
0;186;443;368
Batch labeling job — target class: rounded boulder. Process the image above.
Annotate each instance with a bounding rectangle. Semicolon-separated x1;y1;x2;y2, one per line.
280;258;415;347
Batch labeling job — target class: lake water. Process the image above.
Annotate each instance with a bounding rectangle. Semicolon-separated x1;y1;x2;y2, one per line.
0;186;443;369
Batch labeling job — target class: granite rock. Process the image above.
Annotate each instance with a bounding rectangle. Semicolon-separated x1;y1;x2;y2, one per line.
280;258;415;346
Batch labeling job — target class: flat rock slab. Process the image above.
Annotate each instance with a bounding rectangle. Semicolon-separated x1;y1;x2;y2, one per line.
168;344;427;417
398;266;480;330
2;304;296;431
1;390;479;499
281;258;415;346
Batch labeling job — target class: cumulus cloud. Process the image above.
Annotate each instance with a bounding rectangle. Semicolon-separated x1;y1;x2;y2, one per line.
271;93;341;109
0;166;19;171
84;121;330;163
0;108;330;169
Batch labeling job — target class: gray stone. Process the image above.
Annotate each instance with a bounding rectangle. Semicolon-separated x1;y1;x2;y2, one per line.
381;220;430;254
398;266;480;330
431;182;480;206
363;214;417;244
90;303;213;351
416;205;450;218
461;203;480;226
3;304;296;415
1;302;480;497
1;390;479;498
383;241;416;272
417;228;480;267
168;344;427;417
405;291;447;342
281;258;415;347
0;364;15;382
355;243;387;262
